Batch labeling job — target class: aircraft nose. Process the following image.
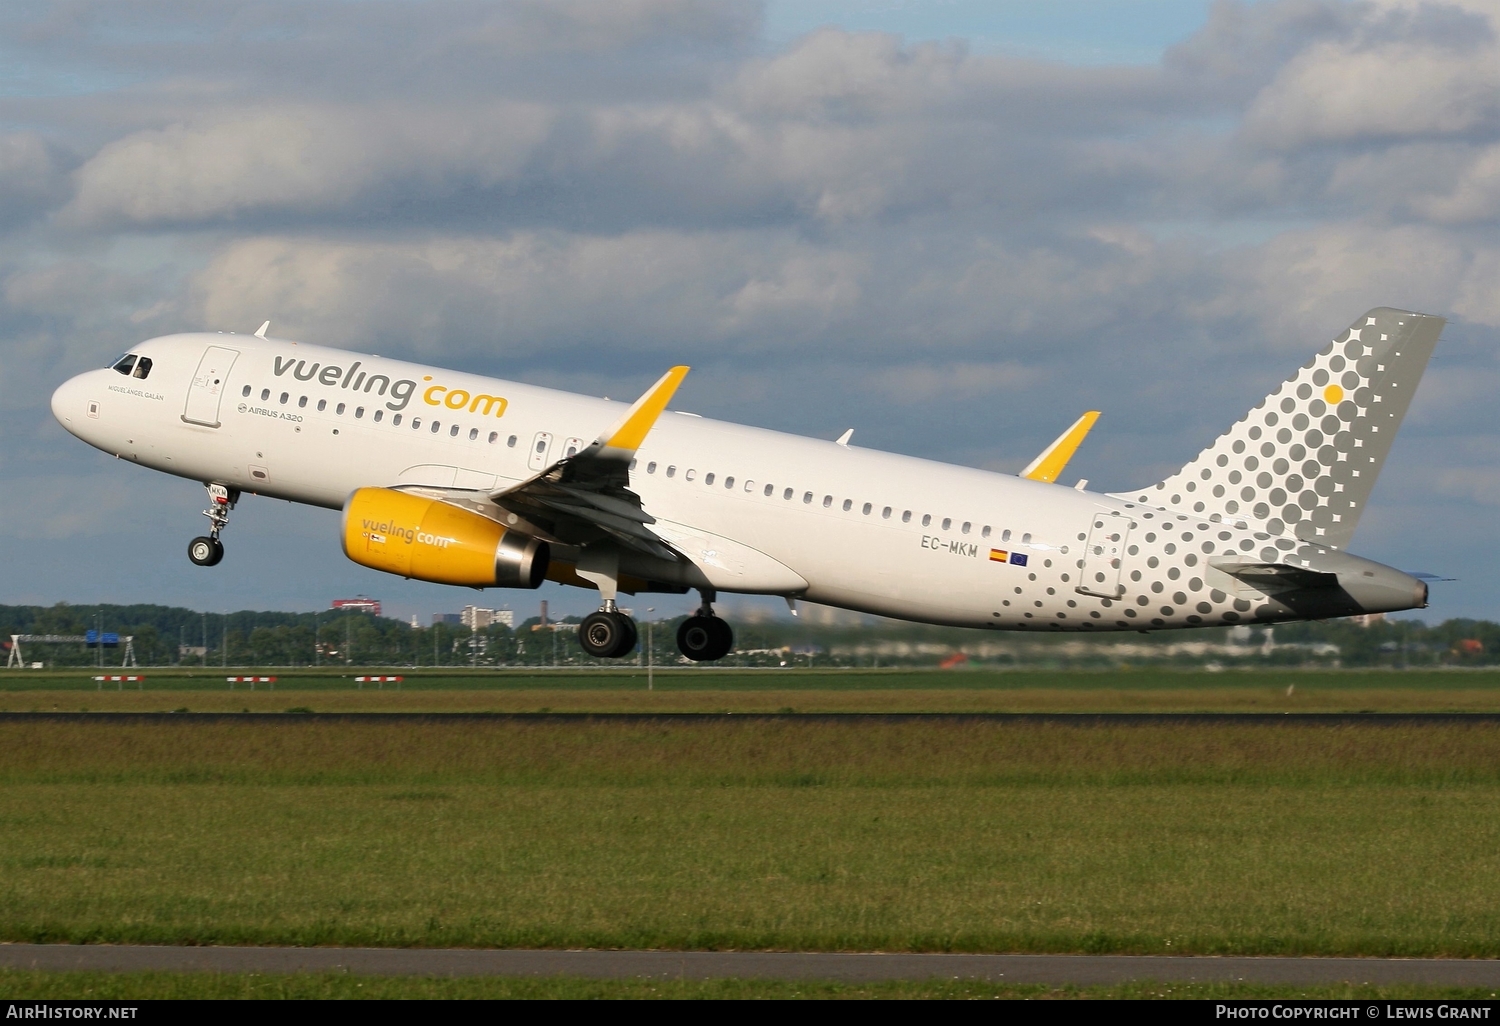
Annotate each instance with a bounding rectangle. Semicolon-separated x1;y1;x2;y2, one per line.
51;372;94;435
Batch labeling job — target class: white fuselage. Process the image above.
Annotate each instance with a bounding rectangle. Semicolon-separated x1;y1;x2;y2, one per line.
51;332;1424;632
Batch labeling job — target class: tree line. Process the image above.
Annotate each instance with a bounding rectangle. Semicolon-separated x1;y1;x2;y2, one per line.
1;602;1497;668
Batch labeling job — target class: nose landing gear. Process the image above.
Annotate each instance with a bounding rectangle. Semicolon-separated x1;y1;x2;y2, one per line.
188;483;237;567
677;591;733;662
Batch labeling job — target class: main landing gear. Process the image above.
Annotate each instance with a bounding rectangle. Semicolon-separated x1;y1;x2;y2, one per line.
677;592;733;662
575;584;735;663
188;483;237;567
578;601;639;660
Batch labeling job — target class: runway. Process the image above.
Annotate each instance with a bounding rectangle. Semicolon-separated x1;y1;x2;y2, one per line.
4;712;1500;724
3;946;1499;985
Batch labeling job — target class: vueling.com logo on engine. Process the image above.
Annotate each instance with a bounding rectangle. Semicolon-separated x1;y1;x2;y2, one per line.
361;518;456;549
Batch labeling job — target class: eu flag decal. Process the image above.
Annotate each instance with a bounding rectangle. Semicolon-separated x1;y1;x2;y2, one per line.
1009;552;1028;567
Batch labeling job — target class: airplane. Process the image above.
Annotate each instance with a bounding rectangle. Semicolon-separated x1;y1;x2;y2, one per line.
50;307;1441;661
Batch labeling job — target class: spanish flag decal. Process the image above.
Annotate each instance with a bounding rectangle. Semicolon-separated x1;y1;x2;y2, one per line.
989;549;1007;562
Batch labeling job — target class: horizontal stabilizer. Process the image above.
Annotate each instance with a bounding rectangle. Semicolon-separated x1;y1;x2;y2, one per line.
1209;560;1338;590
1021;411;1099;484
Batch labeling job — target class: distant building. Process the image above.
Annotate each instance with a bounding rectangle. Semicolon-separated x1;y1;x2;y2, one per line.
332;598;381;616
432;613;461;626
461;606;515;629
1350;613;1387;628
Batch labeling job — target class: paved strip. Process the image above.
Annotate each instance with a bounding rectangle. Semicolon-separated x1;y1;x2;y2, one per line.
3;946;1499;984
4;712;1500;724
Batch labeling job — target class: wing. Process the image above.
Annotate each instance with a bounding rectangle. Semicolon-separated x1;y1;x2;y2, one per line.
1020;411;1099;484
488;366;690;562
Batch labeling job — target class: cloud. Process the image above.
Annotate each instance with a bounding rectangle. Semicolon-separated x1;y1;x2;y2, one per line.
65;104;551;228
4;0;1500;620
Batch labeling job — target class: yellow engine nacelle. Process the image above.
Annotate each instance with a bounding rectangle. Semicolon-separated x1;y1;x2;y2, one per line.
342;487;549;589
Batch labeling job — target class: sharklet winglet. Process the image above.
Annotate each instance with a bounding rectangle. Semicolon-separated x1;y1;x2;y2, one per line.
593;365;690;459
1021;411;1099;484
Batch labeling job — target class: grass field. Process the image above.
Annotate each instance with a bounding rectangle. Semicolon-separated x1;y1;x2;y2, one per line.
3;716;1500;956
0;969;1495;1000
3;666;1500;713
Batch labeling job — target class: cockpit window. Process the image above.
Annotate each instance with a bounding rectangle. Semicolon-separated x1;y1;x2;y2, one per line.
112;355;137;375
131;357;152;380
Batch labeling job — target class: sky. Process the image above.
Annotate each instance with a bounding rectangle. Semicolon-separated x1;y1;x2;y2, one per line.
2;0;1498;626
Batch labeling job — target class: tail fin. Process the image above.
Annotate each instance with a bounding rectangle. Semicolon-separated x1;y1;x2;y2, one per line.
1116;308;1443;549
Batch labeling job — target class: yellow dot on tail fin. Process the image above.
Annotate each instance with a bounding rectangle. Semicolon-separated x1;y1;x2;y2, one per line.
1323;384;1344;404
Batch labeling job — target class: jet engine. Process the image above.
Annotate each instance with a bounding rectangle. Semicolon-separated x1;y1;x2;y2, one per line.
342;487;548;588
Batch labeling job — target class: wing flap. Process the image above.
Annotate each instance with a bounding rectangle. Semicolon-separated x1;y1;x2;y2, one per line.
488;365;690;563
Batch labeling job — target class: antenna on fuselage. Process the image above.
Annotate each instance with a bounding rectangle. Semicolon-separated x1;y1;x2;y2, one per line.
254;321;270;339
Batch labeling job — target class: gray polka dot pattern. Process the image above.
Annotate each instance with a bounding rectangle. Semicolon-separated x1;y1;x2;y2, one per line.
1118;308;1442;550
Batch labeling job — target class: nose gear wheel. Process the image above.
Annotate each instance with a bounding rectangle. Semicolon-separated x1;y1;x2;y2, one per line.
188;536;224;566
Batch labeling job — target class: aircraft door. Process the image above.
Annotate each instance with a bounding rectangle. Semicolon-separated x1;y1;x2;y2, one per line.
1077;510;1130;599
527;431;553;471
182;346;239;428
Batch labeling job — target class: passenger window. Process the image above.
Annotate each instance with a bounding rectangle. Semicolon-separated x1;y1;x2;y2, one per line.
450;424;459;437
336;403;345;415
863;503;872;515
803;492;813;503
317;399;327;412
489;432;498;443
902;511;911;523
783;488;792;499
412;418;421;429
705;473;715;485
469;428;478;440
942;518;951;530
393;414;402;426
112;355;137;375
667;466;676;478
1002;529;1011;542
432;421;441;433
279;392;289;404
686;469;697;481
765;484;774;497
724;476;734;489
261;389;270;401
242;385;252;397
823;495;832;508
535;439;546;453
961;522;971;534
982;526;991;538
882;507;892;519
373;410;383;422
630;459;637;470
842;499;852;511
647;462;657;474
922;514;931;527
507;435;517;447
298;396;307;408
355;407;364;418
132;357;153;379
1022;533;1032;544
